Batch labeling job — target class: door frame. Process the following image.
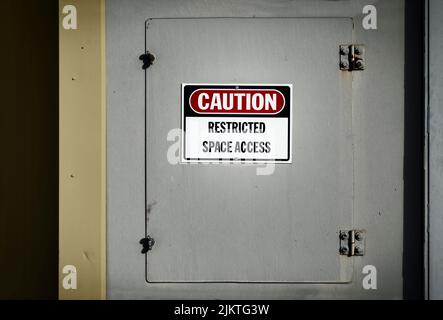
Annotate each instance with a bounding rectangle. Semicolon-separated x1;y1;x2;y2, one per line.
59;0;428;300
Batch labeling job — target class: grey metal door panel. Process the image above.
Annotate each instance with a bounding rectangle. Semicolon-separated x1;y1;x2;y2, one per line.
107;0;406;300
146;18;353;282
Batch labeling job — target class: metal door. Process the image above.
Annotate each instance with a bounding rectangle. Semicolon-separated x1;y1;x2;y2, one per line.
108;0;406;299
145;18;353;283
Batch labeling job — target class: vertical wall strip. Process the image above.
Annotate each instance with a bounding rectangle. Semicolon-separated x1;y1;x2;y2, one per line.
424;0;429;300
59;0;106;299
428;0;443;300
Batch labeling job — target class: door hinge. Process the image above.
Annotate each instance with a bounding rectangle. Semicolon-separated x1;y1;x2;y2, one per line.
139;51;155;70
339;230;366;256
140;235;155;253
339;45;365;71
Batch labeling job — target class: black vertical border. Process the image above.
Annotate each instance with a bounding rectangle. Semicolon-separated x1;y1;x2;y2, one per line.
0;0;59;299
403;0;426;300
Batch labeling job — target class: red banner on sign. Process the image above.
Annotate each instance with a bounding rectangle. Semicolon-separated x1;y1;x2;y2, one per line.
189;89;285;114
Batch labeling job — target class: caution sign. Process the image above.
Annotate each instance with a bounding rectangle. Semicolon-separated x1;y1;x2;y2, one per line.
181;84;292;163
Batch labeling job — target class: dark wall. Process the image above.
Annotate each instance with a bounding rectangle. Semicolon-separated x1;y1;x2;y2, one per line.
0;0;58;299
403;0;426;300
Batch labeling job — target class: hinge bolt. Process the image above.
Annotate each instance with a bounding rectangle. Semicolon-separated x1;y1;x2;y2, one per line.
340;46;349;55
354;60;365;70
340;246;349;255
340;61;349;69
340;231;349;240
355;231;363;241
355;246;362;254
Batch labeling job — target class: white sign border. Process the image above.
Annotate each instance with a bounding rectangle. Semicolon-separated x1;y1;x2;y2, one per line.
181;83;293;164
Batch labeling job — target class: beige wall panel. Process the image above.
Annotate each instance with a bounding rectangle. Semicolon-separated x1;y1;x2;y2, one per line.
59;0;106;299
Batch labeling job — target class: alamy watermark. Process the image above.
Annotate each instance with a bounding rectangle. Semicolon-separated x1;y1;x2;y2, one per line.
166;128;276;176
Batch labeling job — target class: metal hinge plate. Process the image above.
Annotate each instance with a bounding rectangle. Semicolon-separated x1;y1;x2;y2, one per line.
339;44;365;71
339;230;366;256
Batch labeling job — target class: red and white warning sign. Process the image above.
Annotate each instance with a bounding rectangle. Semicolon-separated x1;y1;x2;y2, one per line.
181;84;292;163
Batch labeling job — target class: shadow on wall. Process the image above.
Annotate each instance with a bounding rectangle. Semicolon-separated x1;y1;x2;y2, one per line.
402;0;425;300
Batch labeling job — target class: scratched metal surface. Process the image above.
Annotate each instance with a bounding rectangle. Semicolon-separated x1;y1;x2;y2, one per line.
107;0;404;299
429;0;443;300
